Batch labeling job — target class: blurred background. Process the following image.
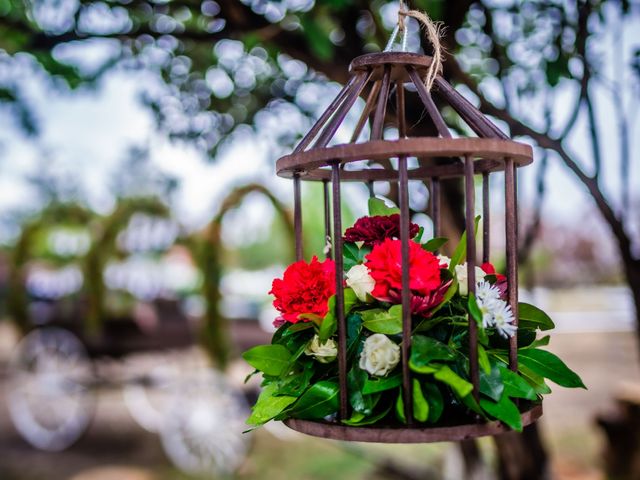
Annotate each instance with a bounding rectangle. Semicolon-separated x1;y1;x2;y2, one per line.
0;0;638;479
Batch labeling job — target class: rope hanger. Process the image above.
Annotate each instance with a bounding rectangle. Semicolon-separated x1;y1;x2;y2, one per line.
384;0;444;91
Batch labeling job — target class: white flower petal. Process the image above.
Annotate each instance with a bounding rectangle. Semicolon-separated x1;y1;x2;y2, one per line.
359;334;400;377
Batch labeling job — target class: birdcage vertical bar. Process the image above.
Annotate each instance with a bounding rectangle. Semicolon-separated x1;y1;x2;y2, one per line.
367;181;375;198
351;80;382;143
294;74;358;154
430;178;441;238
482;173;490;264
314;71;371;149
370;65;391;141
505;157;519;371
323;179;332;259
397;80;413;423
464;154;480;400
293;173;303;261
331;162;348;419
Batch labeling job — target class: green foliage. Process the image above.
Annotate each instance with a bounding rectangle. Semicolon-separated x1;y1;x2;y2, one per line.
242;345;292;376
285;381;340;420
247;384;298;426
480;395;522;431
518;348;586;389
368;197;400;216
360;305;403;334
449;216;480;271
518;303;556;331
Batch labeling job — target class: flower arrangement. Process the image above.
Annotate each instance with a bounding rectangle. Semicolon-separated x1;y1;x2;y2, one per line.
243;198;585;431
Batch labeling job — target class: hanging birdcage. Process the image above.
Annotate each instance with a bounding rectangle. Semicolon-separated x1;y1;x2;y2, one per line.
242;8;584;444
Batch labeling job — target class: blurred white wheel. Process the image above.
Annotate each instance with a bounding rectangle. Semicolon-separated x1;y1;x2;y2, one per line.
7;327;94;451
123;364;178;433
159;369;251;476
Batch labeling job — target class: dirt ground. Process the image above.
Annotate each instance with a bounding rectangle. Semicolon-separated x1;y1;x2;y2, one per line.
0;330;637;480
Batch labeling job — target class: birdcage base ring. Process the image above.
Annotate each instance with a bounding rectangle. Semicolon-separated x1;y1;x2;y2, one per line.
283;404;542;443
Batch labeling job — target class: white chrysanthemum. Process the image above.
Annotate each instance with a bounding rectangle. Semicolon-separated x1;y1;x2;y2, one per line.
359;334;400;377
491;301;517;338
454;263;487;296
475;280;502;306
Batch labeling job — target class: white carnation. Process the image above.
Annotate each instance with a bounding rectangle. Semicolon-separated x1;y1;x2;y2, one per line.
345;264;375;302
455;263;487;296
304;335;338;363
359;334;400;377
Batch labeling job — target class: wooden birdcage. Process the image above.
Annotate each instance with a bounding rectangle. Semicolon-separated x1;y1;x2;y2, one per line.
276;50;542;442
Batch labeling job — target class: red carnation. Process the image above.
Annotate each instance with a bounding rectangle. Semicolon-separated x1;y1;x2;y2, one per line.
387;280;452;317
365;238;443;302
270;256;336;324
344;214;419;246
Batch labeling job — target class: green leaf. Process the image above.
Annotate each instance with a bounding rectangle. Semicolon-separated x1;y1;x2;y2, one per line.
413;379;429;422
287;322;314;333
368;197;400;216
319;289;358;341
468;292;483;325
246;384;297;426
478;345;491;374
479;362;504;402
348;367;376;415
319;312;336;342
395;392;407;424
434;365;474;398
449;216;480;271
423;237;448;252
497;364;537;401
275;365;314;397
343;288;358;315
422;383;444;423
518;303;555;331
286;381;340;420
363;373;403;395
525;335;551;349
518;349;586;389
242;345;292;376
343;243;371;270
480;395;523;431
410;335;456;370
347;312;363;350
361;305;403;334
415;226;425;243
457;388;483;415
519;364;553;395
492;353;552;395
342;403;392;426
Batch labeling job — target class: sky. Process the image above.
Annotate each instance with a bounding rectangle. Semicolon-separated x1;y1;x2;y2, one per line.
0;6;638;244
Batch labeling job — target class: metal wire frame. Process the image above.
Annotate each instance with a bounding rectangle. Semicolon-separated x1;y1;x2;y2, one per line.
284;52;529;442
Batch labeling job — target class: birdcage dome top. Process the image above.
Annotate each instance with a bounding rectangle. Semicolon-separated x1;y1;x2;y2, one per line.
276;51;533;182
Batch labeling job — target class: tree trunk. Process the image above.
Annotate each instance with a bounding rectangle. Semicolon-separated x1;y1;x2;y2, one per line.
494;423;551;480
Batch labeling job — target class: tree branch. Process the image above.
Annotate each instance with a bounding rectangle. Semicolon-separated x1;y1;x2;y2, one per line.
445;58;635;267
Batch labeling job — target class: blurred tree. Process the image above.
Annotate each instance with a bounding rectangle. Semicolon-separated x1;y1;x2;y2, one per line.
1;1;639;478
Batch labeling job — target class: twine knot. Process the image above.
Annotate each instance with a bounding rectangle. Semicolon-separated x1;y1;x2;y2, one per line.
395;4;444;91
